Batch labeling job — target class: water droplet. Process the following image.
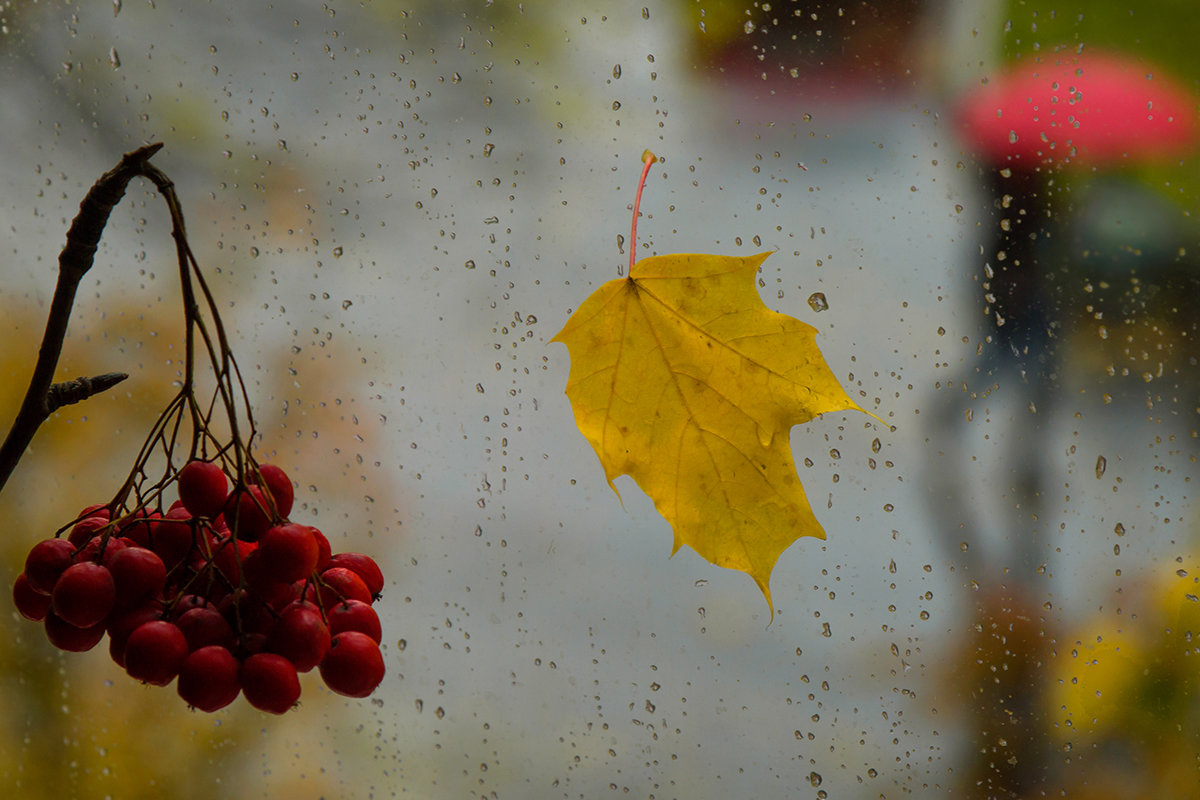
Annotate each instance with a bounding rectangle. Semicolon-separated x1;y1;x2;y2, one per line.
1095;455;1107;478
807;292;828;312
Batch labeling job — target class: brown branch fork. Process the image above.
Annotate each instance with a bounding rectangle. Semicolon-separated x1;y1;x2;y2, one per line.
0;143;166;491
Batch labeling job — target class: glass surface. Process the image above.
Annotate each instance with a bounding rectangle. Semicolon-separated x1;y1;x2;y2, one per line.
1;1;1197;797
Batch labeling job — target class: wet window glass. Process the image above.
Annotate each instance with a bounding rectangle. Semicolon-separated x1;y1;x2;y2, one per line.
1;1;1197;796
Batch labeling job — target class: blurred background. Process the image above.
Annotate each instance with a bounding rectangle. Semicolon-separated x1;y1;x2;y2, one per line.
1;1;1198;797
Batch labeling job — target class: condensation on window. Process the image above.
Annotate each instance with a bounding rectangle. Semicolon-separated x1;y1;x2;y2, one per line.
0;1;1197;797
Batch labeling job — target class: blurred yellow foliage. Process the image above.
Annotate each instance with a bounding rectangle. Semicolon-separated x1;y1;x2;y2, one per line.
1045;562;1200;797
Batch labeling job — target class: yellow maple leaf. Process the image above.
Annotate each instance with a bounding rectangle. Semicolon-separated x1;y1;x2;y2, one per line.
551;154;875;612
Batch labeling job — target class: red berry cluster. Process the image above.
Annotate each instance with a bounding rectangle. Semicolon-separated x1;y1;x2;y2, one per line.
11;460;386;713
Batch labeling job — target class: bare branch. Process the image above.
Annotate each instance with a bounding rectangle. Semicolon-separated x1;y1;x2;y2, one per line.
0;143;163;492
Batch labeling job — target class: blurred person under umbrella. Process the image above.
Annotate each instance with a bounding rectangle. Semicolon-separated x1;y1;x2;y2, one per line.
929;50;1199;584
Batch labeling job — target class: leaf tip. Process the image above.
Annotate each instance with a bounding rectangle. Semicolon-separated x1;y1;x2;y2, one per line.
755;577;775;625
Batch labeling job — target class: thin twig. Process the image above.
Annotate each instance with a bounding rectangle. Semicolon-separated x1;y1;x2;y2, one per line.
45;373;130;414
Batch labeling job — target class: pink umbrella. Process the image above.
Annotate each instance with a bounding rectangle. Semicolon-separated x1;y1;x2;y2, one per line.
957;52;1198;169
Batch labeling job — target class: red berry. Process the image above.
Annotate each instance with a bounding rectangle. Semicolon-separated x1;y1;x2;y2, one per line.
98;536;132;567
117;509;159;545
176;607;235;652
172;594;215;614
253;463;295;519
77;503;111;521
317;567;372;609
327;599;382;643
13;573;52;621
257;523;319;584
238;632;269;657
25;538;76;595
218;588;277;636
240;550;293;606
124;620;189;686
222;485;274;542
51;562;115;628
328;552;384;598
177;460;230;518
107;602;164;667
73;533;124;566
68;515;110;548
240;653;301;713
107;546;167;607
44;611;106;652
177;645;241;712
150;510;195;570
319;631;385;698
210;534;256;586
311;528;332;572
267;603;330;672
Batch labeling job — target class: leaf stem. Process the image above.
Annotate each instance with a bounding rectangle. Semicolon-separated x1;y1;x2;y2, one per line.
628;149;656;275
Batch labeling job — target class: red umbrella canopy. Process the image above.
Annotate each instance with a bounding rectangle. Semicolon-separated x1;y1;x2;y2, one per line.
957;53;1198;169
